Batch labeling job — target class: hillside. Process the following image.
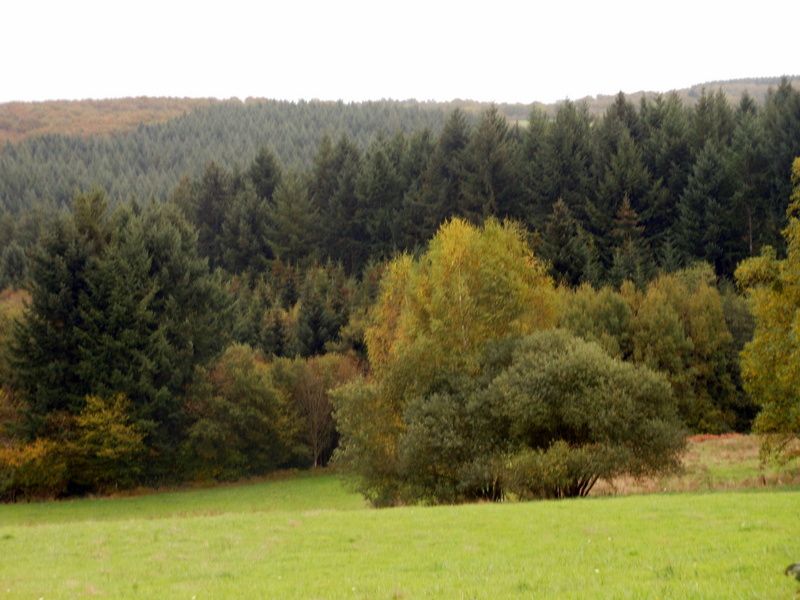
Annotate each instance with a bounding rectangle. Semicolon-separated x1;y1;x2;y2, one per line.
573;75;800;117
0;100;451;210
0;97;220;146
1;76;796;148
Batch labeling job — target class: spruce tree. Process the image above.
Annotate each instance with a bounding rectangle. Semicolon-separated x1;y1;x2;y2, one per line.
356;140;405;261
221;185;275;274
248;147;283;202
0;242;27;289
538;199;591;286
77;201;231;474
542;101;594;224
639;93;692;210
11;191;112;433
461;107;525;223
266;173;320;264
691;88;735;152
676;141;736;273
762;78;800;244
609;196;653;287
522;108;552;227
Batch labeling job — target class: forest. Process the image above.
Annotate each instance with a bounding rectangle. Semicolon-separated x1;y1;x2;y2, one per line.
0;79;799;503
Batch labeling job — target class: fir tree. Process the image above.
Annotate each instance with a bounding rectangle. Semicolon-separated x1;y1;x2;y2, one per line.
538;199;591;286
248;147;283;202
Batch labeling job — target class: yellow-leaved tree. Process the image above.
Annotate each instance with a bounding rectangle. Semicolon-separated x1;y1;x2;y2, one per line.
736;157;800;460
335;218;558;504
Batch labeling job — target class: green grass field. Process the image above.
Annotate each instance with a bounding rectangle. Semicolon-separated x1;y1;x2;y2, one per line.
1;440;799;598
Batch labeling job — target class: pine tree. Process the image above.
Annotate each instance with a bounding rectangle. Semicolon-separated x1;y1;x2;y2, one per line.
0;242;27;289
248;147;283;202
588;128;668;261
356;140;405;261
538;199;591;286
404;109;470;240
266;173;320;264
727;110;769;258
11;191;112;432
461;107;525;222
609;197;653;287
542;101;594;224
676;141;736;273
762;78;800;245
639;93;692;210
221;185;275;273
522;108;552;227
173;162;238;269
76;201;231;474
322;137;365;273
691;88;735;152
658;233;683;274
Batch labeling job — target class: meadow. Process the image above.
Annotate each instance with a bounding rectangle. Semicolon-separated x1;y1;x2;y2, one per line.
0;436;798;599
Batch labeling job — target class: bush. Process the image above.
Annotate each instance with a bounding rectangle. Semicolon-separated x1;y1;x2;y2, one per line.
494;330;685;494
68;394;146;492
0;439;68;501
184;344;298;480
502;441;618;500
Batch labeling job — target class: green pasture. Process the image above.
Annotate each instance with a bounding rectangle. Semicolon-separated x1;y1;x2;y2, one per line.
0;470;798;599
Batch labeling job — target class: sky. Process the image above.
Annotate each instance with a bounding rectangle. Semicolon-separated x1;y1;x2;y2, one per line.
2;0;798;104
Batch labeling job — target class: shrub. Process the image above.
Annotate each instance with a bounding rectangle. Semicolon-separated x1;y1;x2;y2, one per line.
0;439;68;501
184;344;298;480
68;394;146;492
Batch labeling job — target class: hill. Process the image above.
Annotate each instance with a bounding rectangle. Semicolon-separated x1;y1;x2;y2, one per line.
0;97;219;146
572;75;800;117
0;100;451;210
1;76;796;147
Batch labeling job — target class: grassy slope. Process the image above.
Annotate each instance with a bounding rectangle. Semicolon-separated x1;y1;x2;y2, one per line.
595;434;800;496
0;471;798;598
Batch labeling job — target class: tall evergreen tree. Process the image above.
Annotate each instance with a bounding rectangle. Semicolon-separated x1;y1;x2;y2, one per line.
588;128;668;263
220;185;275;274
609;196;653;287
266;173;320;264
76;201;231;474
0;242;27;289
727;107;769;257
691;89;735;152
538;199;591;286
414;109;470;230
542;101;594;223
11;191;112;433
639;93;693;211
676;141;737;273
248;147;283;202
522;108;552;227
461;107;525;222
356;139;406;261
322;137;365;273
762;78;800;245
172;162;238;269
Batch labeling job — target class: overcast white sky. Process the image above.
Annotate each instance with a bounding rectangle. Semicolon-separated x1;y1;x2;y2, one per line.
2;0;797;104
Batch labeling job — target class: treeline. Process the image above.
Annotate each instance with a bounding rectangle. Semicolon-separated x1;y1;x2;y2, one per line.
0;199;755;501
3;80;800;287
0;192;369;498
